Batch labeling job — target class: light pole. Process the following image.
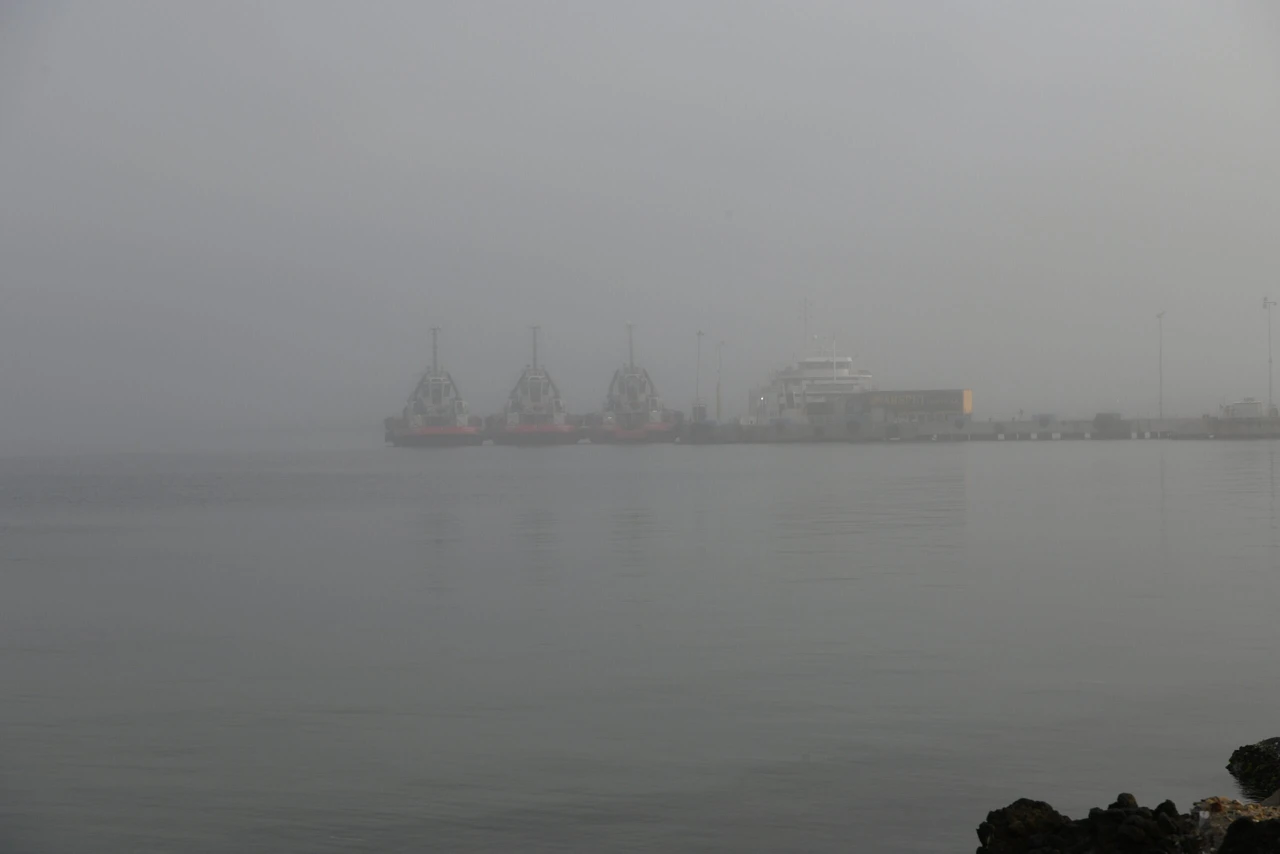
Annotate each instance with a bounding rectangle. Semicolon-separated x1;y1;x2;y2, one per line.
1265;298;1278;417
716;340;724;422
1156;311;1164;420
695;330;704;404
696;332;706;425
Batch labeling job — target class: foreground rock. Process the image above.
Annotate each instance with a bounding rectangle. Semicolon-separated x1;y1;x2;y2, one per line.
976;793;1201;853
977;739;1280;853
1227;738;1280;801
975;794;1280;854
1193;797;1280;853
1217;816;1280;853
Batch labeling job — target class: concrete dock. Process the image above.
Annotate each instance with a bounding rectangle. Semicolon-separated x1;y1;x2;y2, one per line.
685;416;1280;443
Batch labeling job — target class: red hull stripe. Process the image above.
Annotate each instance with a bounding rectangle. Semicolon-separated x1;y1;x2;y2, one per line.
503;425;577;433
405;426;480;436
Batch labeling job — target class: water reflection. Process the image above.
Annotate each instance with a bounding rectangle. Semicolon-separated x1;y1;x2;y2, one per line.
515;505;560;574
421;506;462;549
1159;450;1169;563
1271;443;1277;553
610;506;656;574
771;462;967;571
420;506;463;593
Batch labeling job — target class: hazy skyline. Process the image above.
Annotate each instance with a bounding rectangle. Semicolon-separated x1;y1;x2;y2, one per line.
4;1;1280;453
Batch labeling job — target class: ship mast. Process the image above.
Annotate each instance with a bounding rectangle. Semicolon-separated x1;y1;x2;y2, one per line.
531;324;540;370
627;322;634;369
430;326;440;374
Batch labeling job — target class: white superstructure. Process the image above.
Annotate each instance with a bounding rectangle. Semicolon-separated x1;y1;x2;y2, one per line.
1222;397;1267;419
750;349;875;425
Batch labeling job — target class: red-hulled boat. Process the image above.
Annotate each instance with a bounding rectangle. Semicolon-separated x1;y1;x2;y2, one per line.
601;324;680;443
495;326;580;445
384;328;483;446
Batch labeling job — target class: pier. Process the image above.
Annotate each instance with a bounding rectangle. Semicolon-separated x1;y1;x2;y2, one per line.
684;416;1273;444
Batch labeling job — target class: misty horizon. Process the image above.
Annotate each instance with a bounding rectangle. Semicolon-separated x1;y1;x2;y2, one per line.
5;1;1280;454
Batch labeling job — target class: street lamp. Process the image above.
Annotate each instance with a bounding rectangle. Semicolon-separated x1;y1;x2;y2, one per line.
1156;311;1164;420
695;330;704;404
716;340;724;422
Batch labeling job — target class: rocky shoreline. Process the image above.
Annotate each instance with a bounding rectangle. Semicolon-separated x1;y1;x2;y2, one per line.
975;738;1280;853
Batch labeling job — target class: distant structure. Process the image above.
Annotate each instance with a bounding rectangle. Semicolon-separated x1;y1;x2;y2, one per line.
1222;397;1266;420
746;343;876;438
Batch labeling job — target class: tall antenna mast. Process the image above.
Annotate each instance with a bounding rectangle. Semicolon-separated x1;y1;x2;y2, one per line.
696;330;704;402
1155;311;1164;419
531;325;540;370
716;340;724;422
430;326;440;373
627;322;634;369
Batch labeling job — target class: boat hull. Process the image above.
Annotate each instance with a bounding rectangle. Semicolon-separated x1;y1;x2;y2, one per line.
644;422;679;442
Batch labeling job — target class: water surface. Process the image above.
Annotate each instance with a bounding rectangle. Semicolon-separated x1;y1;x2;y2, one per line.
2;442;1278;852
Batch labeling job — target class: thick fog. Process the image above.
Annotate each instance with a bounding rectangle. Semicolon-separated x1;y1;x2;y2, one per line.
3;1;1279;453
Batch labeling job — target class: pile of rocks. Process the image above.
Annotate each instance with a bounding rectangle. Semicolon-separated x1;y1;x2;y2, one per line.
973;737;1280;854
976;793;1200;853
1192;797;1280;853
975;794;1280;853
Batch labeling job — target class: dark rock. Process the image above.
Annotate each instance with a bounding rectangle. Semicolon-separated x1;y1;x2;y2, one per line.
1110;793;1139;810
976;798;1072;853
1218;817;1280;853
977;793;1201;853
1228;737;1280;801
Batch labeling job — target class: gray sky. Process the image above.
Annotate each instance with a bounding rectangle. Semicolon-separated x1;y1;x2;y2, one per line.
3;1;1280;453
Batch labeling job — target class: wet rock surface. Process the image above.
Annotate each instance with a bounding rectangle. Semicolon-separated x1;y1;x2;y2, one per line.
1227;738;1280;801
976;793;1201;853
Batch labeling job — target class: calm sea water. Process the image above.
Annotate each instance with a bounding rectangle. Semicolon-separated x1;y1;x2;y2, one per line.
2;442;1279;853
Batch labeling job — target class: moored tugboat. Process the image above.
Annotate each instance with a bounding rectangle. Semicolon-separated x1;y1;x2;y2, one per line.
495;326;580;445
384;327;483;446
601;323;680;442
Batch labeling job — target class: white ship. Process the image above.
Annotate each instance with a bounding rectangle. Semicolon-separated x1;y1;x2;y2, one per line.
749;342;875;434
